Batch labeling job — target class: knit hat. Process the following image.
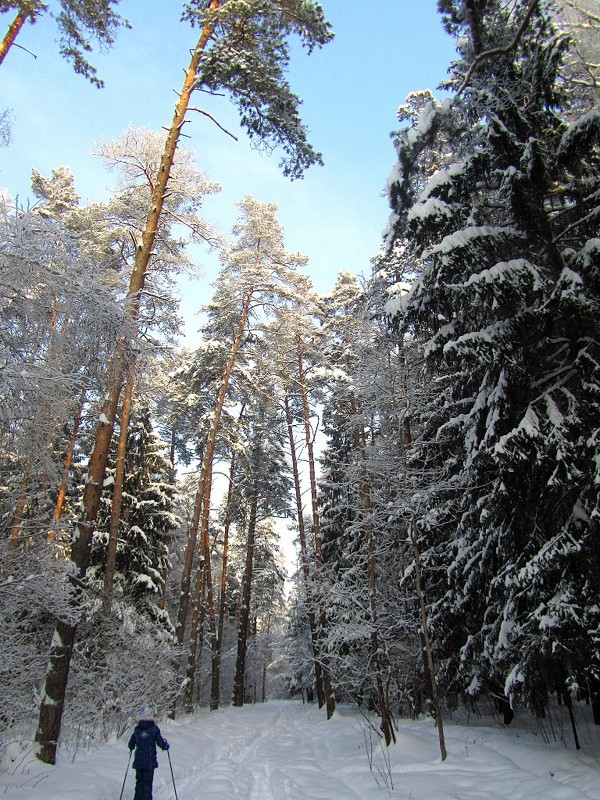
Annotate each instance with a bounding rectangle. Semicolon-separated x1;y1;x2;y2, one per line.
138;706;154;721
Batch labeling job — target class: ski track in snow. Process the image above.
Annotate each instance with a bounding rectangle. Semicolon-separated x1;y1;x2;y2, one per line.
166;704;364;800
1;701;599;799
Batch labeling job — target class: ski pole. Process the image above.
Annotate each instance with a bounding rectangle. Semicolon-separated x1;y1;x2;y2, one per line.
119;749;132;800
167;749;179;800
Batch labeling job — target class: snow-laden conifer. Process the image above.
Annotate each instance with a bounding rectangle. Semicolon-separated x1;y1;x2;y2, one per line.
383;0;600;717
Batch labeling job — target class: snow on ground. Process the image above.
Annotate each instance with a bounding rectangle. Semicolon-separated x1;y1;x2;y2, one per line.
1;700;599;799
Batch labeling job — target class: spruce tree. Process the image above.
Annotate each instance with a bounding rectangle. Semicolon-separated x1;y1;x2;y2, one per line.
91;405;178;624
384;0;600;714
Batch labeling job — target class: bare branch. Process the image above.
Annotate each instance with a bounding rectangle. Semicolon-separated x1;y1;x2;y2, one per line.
455;0;539;99
188;106;238;141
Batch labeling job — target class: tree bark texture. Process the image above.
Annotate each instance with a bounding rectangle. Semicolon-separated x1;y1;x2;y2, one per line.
0;10;28;66
183;555;207;713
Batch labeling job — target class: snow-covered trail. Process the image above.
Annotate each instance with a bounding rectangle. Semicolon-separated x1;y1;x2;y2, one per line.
2;700;599;799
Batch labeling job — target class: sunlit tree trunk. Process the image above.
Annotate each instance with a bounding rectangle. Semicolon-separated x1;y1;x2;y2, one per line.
103;366;135;613
34;4;222;764
0;9;29;67
9;483;28;546
53;386;87;530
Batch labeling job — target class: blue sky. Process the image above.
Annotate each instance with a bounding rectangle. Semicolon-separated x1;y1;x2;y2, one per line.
1;0;457;338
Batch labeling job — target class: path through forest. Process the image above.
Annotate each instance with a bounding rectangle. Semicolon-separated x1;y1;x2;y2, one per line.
1;700;600;799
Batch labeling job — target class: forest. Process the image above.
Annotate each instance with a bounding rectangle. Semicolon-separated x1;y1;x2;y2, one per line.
0;0;599;770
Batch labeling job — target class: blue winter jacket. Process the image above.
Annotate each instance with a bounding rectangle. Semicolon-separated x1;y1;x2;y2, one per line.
128;720;169;769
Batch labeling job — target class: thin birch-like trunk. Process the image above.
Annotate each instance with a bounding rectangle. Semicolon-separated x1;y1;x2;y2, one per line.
174;476;204;651
9;487;28;546
211;451;237;710
410;519;447;761
296;338;335;719
283;393;325;706
352;418;394;746
184;458;218;711
197;448;218;706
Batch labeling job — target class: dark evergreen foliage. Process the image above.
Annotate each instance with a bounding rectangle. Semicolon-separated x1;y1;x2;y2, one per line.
183;0;333;178
383;0;600;712
0;0;130;87
91;406;178;623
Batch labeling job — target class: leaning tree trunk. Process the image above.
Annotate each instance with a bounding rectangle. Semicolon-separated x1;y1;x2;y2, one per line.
296;338;335;719
0;9;29;66
232;490;259;707
34;3;222;764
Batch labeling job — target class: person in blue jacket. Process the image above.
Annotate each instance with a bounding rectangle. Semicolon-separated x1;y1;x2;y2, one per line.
128;706;170;800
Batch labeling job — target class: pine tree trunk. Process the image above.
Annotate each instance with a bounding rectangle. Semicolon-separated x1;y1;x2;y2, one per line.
296;340;335;719
53;386;86;529
0;10;29;66
174;288;252;668
233;490;259;707
187;459;219;711
103;367;135;613
34;4;223;763
283;394;325;706
9;483;28;545
174;474;204;656
183;554;206;713
261;611;272;703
